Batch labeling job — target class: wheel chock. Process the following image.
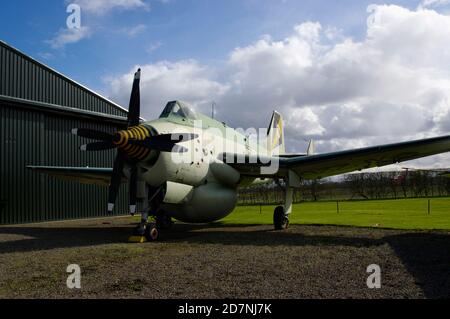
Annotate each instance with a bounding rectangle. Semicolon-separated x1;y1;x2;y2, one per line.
128;236;147;243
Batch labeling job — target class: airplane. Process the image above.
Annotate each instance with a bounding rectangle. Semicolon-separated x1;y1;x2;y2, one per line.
28;69;450;241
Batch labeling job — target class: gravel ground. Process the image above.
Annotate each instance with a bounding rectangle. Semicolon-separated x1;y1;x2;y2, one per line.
0;216;449;299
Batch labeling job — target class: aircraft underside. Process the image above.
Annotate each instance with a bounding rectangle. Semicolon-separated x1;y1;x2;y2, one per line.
156;183;238;223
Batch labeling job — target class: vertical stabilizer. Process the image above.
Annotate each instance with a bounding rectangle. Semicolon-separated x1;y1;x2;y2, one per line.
307;139;315;156
267;111;286;156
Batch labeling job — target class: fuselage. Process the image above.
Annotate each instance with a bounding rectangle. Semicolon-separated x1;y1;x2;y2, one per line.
131;101;269;223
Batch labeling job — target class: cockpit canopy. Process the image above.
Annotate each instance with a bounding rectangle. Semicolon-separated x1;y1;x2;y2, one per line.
159;101;197;120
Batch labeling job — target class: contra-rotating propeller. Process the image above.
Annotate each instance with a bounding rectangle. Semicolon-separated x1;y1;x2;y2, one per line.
71;69;197;214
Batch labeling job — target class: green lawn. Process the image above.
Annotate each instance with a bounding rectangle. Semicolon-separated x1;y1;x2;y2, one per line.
221;198;450;230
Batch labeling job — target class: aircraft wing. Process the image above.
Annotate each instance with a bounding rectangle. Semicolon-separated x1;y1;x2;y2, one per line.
26;166;120;186
224;135;450;180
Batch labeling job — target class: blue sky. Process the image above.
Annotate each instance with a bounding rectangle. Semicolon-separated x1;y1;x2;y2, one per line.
0;0;424;93
1;0;450;168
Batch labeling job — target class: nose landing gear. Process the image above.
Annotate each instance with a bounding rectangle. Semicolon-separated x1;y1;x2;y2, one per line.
144;223;159;241
129;184;167;243
156;212;174;230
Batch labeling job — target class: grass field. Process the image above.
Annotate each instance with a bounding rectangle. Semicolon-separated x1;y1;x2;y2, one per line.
222;198;450;230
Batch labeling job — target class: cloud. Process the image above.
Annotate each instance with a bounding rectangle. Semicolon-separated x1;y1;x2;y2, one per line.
146;41;163;54
106;4;450;169
71;0;149;15
119;24;148;37
419;0;450;9
37;52;54;60
47;26;91;49
105;60;230;115
47;1;148;49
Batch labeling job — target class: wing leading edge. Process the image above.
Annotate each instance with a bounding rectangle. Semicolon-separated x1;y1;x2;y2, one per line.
26;166;119;186
226;135;450;180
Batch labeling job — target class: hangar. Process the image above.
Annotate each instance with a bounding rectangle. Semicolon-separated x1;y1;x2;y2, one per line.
0;40;129;224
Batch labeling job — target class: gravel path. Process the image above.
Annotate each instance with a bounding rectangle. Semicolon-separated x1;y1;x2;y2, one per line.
0;217;449;298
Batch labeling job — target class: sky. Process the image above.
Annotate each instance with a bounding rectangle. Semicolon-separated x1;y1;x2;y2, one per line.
1;0;450;170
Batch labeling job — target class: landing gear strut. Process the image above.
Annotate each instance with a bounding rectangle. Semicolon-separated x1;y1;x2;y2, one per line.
129;184;165;242
273;175;297;231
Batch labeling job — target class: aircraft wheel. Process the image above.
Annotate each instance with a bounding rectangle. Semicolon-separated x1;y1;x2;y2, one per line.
144;223;159;242
273;206;289;230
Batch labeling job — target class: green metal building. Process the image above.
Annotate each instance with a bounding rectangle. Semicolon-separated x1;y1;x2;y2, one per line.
0;40;129;224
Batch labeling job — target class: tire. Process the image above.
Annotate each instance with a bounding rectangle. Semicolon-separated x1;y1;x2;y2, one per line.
144;224;159;241
273;206;289;230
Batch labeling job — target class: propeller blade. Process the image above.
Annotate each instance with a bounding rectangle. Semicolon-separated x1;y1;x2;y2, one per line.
127;69;141;128
150;133;198;144
129;165;137;215
108;152;125;214
106;70;145;214
126;133;197;153
72;128;113;141
128;139;188;153
80;141;116;151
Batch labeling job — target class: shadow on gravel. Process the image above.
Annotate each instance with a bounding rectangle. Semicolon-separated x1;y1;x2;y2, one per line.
0;223;385;254
166;223;386;248
0;226;132;254
385;233;450;299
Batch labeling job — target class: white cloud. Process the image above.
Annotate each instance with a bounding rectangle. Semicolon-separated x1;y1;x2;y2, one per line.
71;0;149;15
419;0;450;9
105;61;230;117
146;41;163;54
119;24;147;37
106;4;450;168
47;1;148;49
47;26;91;49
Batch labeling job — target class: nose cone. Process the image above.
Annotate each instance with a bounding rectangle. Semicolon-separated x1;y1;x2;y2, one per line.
113;125;151;148
112;125;156;160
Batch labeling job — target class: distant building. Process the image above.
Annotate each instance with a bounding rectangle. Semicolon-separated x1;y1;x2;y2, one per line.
0;40;129;224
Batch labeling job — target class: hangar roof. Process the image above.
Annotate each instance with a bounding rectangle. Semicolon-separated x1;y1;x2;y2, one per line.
0;40;130;122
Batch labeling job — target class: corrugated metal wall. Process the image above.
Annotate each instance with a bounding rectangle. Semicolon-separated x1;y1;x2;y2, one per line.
0;41;127;117
0;41;129;224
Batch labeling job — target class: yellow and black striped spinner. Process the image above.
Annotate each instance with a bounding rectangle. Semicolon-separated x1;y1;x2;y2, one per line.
113;124;157;160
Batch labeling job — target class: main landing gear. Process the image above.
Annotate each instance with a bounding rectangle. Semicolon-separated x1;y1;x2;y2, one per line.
273;177;296;231
273;206;289;230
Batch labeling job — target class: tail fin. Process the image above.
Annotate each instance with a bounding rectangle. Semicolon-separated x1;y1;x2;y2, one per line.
267;111;286;156
307;139;315;156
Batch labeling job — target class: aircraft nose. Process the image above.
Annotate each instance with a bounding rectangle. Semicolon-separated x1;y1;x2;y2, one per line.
113;125;151;148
